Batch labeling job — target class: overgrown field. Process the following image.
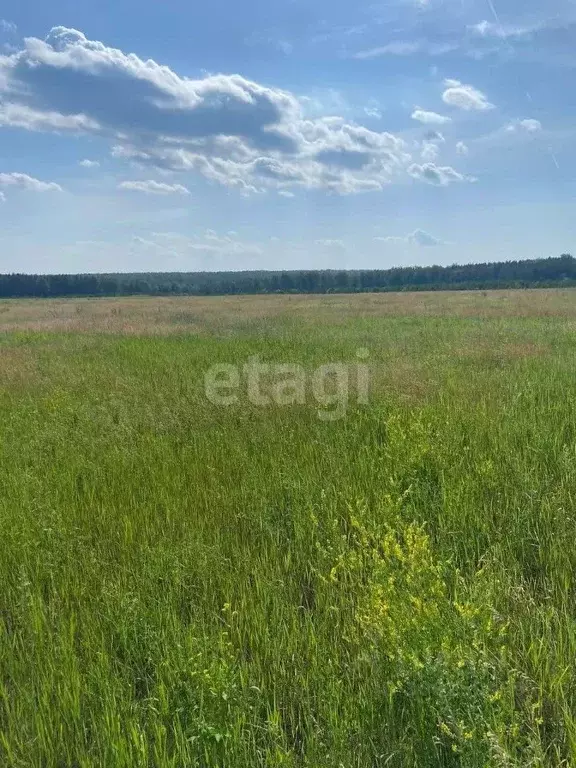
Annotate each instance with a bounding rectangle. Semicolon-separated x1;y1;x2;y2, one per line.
2;291;576;766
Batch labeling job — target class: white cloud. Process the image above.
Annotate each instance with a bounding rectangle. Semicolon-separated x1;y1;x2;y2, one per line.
420;128;447;161
520;119;542;132
421;142;439;162
364;104;382;119
442;79;494;111
352;16;576;67
456;141;469;155
314;239;346;249
0;27;472;195
375;229;446;247
0;103;99;133
112;119;414;195
70;230;265;270
0;172;63;192
277;40;293;56
0;191;5;202
409;229;444;247
0;20;16;34
355;42;421;58
408;162;472;186
80;159;100;168
468;19;546;41
354;41;458;59
152;230;263;257
469;20;505;38
506;118;542;133
119;180;191;195
411;109;451;125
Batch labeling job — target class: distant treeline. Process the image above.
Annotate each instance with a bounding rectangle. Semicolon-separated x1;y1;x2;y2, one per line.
1;255;575;298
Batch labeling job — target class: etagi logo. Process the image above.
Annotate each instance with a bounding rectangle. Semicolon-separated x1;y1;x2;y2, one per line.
204;349;370;421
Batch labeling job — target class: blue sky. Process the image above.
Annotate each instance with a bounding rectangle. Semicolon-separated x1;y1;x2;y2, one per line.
0;0;575;273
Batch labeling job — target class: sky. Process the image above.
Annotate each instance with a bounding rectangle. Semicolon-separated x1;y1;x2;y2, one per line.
0;0;575;274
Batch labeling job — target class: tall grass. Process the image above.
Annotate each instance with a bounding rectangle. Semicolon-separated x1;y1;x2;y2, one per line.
1;310;576;766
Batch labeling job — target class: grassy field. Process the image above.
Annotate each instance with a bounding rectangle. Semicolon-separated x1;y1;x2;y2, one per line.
2;290;576;766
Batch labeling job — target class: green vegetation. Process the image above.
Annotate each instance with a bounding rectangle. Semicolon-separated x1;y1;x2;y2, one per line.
1;253;576;298
2;295;576;765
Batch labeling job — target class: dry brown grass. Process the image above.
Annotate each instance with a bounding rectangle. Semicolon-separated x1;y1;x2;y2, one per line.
0;346;41;390
1;289;576;336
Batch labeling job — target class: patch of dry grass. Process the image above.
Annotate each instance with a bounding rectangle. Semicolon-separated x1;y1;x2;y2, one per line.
0;346;41;391
1;288;576;337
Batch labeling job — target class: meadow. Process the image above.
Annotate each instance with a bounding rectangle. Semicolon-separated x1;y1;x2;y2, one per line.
2;290;576;766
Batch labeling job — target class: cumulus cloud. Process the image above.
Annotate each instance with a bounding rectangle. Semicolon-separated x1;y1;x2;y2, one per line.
0;27;296;148
442;79;494;111
421;142;439;162
0;172;63;191
456;141;469;155
0;26;470;195
409;229;444;247
411;109;451;125
375;229;446;247
119;180;190;195
519;119;542;132
0;103;99;132
0;191;5;202
80;159;100;168
506;118;542;133
408;163;471;186
419;129;446;162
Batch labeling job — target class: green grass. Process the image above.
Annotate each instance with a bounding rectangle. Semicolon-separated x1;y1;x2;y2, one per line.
2;307;576;766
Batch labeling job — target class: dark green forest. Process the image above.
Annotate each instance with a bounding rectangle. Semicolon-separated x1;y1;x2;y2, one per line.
1;255;575;298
